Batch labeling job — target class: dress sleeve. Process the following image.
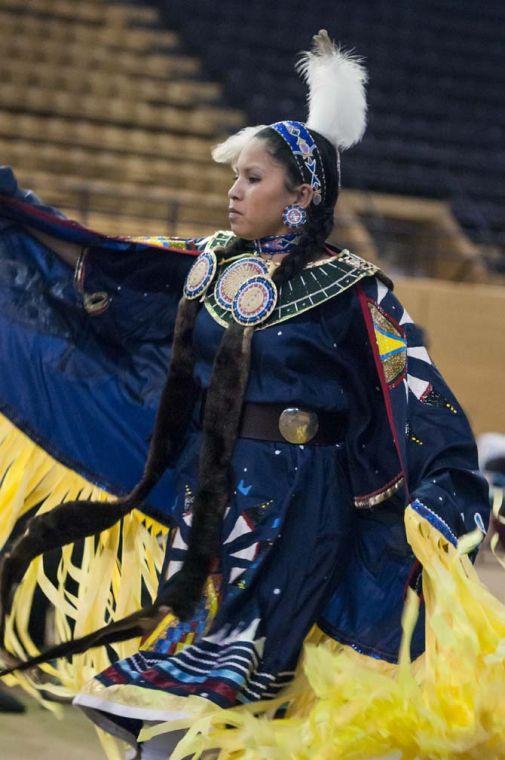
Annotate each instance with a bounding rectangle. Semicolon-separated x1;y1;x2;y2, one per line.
0;165;68;225
0;169;202;513
74;241;197;345
402;305;489;544
0;165;200;345
360;276;490;546
317;277;490;659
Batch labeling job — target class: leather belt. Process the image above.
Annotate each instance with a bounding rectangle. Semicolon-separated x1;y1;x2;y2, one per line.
197;391;344;445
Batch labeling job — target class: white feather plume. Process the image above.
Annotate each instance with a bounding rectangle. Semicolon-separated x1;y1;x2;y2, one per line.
211;125;267;164
297;29;368;150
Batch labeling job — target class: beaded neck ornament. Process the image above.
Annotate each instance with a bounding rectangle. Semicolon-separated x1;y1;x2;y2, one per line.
254;232;301;257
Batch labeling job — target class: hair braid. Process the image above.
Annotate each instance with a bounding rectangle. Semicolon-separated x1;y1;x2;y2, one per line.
0;315;255;675
272;205;335;287
0;122;344;675
253;125;340;286
0;296;201;643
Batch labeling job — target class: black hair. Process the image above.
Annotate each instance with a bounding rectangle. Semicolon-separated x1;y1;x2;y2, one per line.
219;128;340;280
255;126;340;286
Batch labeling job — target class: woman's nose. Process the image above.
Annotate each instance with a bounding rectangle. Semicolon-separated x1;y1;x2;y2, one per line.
228;179;241;200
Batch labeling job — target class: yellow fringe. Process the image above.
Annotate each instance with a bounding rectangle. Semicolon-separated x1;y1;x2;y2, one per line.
141;506;505;760
3;411;504;759
0;411;168;699
490;487;505;570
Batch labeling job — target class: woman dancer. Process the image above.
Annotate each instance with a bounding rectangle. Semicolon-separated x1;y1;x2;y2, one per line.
0;32;494;759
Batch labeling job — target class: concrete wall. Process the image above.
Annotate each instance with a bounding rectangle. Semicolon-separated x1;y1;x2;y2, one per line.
394;277;505;435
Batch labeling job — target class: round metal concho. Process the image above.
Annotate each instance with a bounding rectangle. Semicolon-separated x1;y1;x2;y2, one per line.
214;256;269;311
183;250;217;300
231;275;277;326
83;291;111;316
278;407;320;444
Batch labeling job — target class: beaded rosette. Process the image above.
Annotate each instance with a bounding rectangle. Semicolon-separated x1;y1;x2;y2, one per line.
213;256;278;327
214;256;269;310
183;244;278;327
183;250;218;300
231;275;278;326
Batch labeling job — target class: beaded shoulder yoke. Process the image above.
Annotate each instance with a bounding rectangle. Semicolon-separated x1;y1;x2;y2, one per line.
201;232;392;331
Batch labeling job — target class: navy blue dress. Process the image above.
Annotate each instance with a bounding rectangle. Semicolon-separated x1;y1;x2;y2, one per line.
0;170;489;738
75;291;358;719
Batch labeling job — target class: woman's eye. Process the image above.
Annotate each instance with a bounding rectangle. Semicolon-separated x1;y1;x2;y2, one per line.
248;176;260;184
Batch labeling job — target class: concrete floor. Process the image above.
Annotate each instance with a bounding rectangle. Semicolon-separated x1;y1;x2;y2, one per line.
0;689;104;759
1;555;503;759
475;549;505;601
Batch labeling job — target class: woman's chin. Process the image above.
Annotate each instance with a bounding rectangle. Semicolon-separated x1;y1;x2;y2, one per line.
229;221;263;241
228;217;244;235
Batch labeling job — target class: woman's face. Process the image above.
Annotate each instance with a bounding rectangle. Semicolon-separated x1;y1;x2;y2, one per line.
227;138;311;240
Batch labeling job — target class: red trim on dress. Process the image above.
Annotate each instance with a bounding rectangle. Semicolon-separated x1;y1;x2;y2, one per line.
356;284;411;502
0;195;200;257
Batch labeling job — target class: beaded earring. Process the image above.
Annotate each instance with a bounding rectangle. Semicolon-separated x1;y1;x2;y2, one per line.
282;203;307;230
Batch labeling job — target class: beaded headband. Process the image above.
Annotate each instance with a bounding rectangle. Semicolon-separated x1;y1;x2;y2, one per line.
269;120;326;206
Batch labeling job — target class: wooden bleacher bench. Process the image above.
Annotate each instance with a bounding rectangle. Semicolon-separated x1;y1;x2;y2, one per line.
81;211;217;239
0;35;201;78
14;169;228;226
0;59;222;108
0;0;241;236
0;138;231;195
0;10;178;51
344;190;487;282
0;0;159;27
0;83;242;135
0;112;220;161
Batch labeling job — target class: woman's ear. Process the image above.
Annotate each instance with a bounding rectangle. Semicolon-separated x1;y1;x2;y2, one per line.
294;183;314;209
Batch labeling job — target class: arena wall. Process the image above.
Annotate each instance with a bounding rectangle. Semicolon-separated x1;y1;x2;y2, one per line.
395;277;505;434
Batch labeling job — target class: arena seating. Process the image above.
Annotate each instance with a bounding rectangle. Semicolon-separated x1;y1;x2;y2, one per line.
154;0;505;267
0;0;503;431
0;0;236;237
1;0;502;278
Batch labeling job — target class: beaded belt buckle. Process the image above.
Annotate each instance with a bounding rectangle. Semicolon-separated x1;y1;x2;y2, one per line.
278;407;319;444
